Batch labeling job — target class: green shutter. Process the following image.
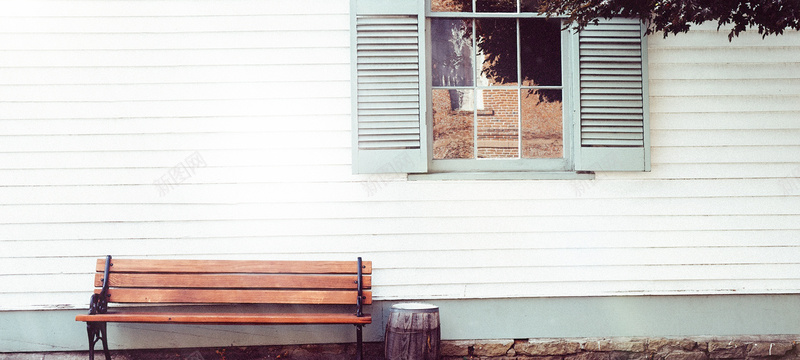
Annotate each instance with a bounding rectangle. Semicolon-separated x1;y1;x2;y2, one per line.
575;18;650;172
351;0;427;174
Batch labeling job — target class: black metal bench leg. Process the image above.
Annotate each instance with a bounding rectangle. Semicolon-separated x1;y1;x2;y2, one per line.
87;322;111;360
87;323;95;360
100;322;111;360
356;324;363;360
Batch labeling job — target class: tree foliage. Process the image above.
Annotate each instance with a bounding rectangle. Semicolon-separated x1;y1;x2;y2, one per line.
537;0;800;40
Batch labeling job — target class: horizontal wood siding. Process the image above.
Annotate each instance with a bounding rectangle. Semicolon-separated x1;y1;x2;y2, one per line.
0;0;355;310
1;2;799;312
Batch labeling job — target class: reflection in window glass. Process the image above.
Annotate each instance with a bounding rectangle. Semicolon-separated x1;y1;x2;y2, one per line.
431;19;474;87
477;89;519;158
520;19;562;86
433;89;475;159
430;12;565;164
521;89;562;158
476;18;517;86
431;0;472;12
476;0;516;12
519;0;542;12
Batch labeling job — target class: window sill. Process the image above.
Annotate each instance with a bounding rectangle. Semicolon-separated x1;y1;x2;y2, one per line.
407;171;595;181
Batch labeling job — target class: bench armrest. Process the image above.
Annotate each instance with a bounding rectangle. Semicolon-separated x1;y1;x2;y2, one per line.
88;255;112;315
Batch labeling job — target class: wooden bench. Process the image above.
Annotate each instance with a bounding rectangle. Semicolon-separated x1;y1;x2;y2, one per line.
75;256;372;360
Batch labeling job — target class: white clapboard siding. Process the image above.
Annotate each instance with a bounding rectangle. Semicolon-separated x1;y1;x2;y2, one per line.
0;0;354;310
638;22;800;181
0;148;351;168
0;177;793;204
1;0;799;313
0;0;348;17
4;216;799;244
0;82;352;102
655;111;800;130
0;116;352;136
1;196;798;224
0;65;349;85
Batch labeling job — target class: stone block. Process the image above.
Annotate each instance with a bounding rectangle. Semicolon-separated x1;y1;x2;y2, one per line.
747;342;794;357
609;351;632;360
585;339;646;353
442;340;474;356
602;351;650;360
625;352;651;360
664;351;709;360
778;350;800;360
567;351;612;360
709;342;748;359
709;342;746;352
518;340;582;356
648;339;699;353
473;339;514;357
527;356;565;360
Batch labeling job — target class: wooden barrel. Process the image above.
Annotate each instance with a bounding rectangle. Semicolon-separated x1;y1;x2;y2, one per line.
385;303;440;360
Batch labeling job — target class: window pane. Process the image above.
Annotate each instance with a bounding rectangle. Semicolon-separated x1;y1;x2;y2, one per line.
431;0;472;12
520;18;562;86
433;89;475;159
519;0;542;12
476;18;517;86
521;89;562;158
476;0;516;12
431;19;474;87
477;89;519;158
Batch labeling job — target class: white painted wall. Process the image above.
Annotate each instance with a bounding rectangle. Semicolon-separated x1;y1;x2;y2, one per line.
1;0;799;314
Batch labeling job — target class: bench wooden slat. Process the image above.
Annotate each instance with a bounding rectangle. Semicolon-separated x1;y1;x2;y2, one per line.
95;273;372;289
96;259;372;274
76;312;372;325
98;288;373;305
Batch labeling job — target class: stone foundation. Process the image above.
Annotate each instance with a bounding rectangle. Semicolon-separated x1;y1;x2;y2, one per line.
3;337;798;360
441;337;800;360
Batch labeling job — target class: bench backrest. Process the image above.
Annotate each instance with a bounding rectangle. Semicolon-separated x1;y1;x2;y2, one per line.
93;257;372;306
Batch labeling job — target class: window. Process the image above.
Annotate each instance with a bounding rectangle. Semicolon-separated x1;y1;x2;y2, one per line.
351;0;650;175
429;4;570;172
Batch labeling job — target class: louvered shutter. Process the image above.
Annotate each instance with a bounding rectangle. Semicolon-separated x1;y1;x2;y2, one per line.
351;0;427;174
575;18;650;171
